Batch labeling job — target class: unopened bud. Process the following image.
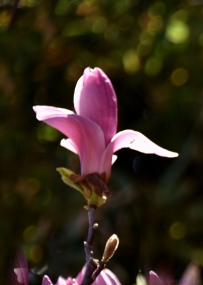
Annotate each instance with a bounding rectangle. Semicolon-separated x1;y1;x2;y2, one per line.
136;274;147;285
94;223;99;229
102;234;119;263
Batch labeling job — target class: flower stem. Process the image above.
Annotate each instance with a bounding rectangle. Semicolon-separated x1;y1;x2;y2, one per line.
85;206;96;261
80;205;98;285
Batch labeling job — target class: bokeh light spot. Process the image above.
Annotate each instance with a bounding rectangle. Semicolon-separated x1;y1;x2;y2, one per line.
37;124;61;142
148;16;163;34
170;68;189;86
123;49;140;74
23;225;40;243
16;178;41;199
76;0;97;16
29;244;43;263
144;56;162;77
0;11;10;29
169;221;187;239
92;17;107;34
165;20;190;44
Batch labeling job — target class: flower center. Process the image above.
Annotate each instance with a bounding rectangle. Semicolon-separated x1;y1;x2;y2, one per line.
70;172;111;197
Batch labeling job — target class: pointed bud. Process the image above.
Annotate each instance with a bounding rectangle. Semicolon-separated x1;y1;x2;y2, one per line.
102;234;119;263
94;223;99;229
136;274;147;285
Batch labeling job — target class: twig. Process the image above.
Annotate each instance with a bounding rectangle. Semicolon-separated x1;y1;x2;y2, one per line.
80;205;98;285
85;206;96;261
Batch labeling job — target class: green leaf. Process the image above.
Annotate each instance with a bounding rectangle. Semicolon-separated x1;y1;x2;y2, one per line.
56;167;84;196
56;168;107;207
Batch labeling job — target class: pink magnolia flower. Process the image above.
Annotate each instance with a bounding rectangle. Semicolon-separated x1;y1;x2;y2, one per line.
33;67;178;182
12;247;29;285
42;268;122;285
146;263;200;285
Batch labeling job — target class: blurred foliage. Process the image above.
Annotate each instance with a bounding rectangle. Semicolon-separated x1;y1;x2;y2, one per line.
1;0;203;284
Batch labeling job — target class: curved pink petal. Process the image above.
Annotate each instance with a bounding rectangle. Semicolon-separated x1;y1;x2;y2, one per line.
92;269;122;285
100;130;178;181
56;276;67;285
179;264;200;285
13;248;29;285
60;138;78;154
42;275;53;285
67;277;76;285
13;269;28;285
149;271;163;285
112;155;117;165
74;67;118;146
33;106;105;175
61;138;117;165
76;266;86;285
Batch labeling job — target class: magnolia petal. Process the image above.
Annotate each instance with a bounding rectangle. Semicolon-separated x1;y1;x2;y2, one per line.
76;266;86;285
56;276;67;285
112;155;117;165
67;277;75;285
100;130;178;181
14;269;28;285
60;138;78;154
34;105;74;119
92;269;122;285
13;248;29;285
112;130;179;156
136;274;147;285
60;140;117;162
179;263;200;285
149;271;163;285
75;267;121;285
33;106;105;174
42;275;53;285
74;67;118;146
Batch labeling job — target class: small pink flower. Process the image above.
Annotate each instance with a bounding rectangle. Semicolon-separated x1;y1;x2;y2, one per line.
13;248;29;285
33;67;178;182
42;267;122;285
149;263;200;285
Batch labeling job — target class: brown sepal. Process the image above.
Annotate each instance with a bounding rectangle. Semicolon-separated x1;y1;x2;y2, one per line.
70;172;111;197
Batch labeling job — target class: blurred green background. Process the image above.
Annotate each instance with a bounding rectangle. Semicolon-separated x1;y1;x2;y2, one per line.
1;0;203;284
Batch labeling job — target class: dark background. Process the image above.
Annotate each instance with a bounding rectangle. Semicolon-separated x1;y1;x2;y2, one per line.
1;0;203;284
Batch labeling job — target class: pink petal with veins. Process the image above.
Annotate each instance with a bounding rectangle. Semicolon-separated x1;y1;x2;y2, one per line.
56;276;67;285
179;263;200;285
33;106;105;175
61;140;117;165
149;271;164;285
74;67;118;146
75;266;86;285
60;138;78;154
100;130;178;181
13;248;29;285
42;275;53;285
92;269;122;285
